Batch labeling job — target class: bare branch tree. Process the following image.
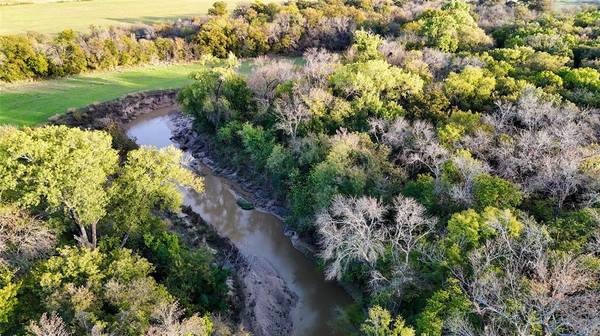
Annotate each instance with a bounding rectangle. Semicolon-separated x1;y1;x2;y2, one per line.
302;48;340;87
481;88;600;209
247;56;297;111
316;195;387;280
0;206;56;272
272;87;311;143
146;301;212;336
389;195;437;265
28;313;71;336
459;219;600;336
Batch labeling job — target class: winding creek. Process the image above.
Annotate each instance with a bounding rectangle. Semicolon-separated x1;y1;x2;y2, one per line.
126;106;353;336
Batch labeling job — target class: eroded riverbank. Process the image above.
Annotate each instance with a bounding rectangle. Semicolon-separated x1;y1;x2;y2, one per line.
125;106;353;336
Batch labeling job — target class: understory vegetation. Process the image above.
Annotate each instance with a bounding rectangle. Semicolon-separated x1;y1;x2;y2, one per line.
1;0;599;335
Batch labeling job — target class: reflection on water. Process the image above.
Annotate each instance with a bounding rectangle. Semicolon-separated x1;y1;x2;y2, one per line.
126;107;352;336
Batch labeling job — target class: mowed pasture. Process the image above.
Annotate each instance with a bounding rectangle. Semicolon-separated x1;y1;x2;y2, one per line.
0;0;242;34
0;60;258;126
0;63;206;126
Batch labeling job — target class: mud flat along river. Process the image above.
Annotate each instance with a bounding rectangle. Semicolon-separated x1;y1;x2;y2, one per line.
126;106;352;336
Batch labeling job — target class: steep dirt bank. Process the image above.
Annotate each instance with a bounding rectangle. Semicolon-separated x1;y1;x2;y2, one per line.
169;112;364;304
51;93;299;336
170;114;320;259
49;89;178;128
177;207;298;336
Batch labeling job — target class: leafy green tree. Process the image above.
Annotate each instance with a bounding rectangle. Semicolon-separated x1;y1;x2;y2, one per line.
302;132;402;223
436;110;483;146
415;279;472;336
406;0;491;52
0;267;19;333
143;232;229;313
0;35;48;82
352;29;384;62
548;208;600;252
208;1;228;16
0;127;201;249
360;305;415;336
108;146;203;243
561;67;600;92
445;207;523;264
402;174;438;213
0;126;118;248
48;29;87;76
266;144;297;191
444;66;496;111
34;246;172;335
194;18;237;58
472;174;523;210
330;60;424;122
237;122;277;173
178;56;251;129
84;37;119;70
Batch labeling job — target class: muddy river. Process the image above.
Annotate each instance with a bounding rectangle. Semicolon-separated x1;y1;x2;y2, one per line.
126;106;352;336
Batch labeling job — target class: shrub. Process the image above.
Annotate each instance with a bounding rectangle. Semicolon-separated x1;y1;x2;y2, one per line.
0;35;48;81
444;66;496;111
47;29;87;76
407;0;491;52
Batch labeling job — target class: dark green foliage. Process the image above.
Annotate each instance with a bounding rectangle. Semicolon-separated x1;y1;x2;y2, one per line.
239;123;276;165
472;174;523;210
144;232;229;313
403;174;438;213
415;279;472;336
548;209;599;252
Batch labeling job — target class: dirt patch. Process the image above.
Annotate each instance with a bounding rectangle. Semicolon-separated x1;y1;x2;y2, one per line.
177;206;298;335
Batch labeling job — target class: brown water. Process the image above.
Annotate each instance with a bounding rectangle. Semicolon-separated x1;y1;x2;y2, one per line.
126;107;352;336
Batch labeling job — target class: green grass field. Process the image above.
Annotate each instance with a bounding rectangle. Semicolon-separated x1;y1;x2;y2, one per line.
0;60;260;126
0;0;242;34
0;63;209;126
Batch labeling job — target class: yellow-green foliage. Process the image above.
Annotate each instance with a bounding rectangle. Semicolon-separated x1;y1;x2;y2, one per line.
330;60;424;119
0;267;19;331
445;207;523;263
405;0;491;52
444;66;497;110
0;125;118;227
361;305;416;336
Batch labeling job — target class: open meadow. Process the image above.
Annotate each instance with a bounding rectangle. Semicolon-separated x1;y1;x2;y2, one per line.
0;63;208;126
0;59;277;126
0;0;242;34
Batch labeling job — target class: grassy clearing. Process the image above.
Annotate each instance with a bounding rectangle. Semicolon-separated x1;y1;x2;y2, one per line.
0;63;209;126
0;59;262;126
0;57;296;126
0;0;242;34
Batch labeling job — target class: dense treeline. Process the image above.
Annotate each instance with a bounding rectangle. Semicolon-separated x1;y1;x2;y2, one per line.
4;0;598;84
176;0;600;334
0;127;244;335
